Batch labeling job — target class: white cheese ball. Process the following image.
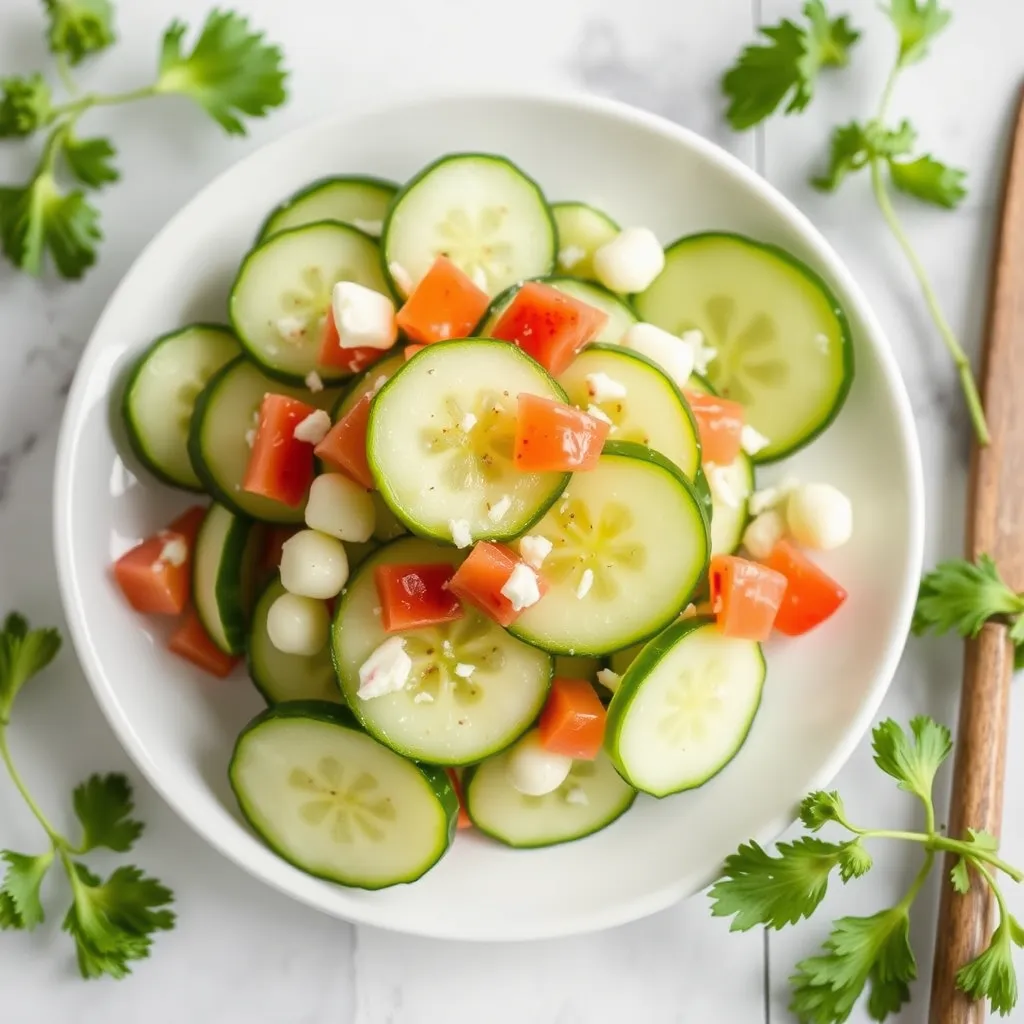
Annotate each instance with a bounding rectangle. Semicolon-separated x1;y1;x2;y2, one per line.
786;483;853;551
741;509;787;561
279;529;350;599
505;729;572;796
593;227;666;294
305;473;376;542
266;593;329;656
621;322;695;388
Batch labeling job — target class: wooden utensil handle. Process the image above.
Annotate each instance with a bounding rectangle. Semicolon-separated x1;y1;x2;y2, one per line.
929;622;1015;1024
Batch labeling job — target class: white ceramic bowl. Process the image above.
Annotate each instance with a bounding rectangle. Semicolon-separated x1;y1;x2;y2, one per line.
54;90;924;940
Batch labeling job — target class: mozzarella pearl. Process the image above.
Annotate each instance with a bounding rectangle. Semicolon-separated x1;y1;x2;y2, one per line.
593;227;665;294
786;483;853;551
505;729;572;796
305;473;375;542
279;529;349;599
741;509;787;560
266;593;329;656
621;322;695;388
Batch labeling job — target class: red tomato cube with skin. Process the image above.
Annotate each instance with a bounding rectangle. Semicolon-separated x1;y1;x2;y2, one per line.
514;393;611;473
314;393;374;489
764;540;848;636
318;307;386;373
538;678;607;760
446;541;547;628
491;281;608;375
684;390;745;466
169;606;239;678
242;394;320;508
708;554;788;641
374;563;464;633
396;256;491;344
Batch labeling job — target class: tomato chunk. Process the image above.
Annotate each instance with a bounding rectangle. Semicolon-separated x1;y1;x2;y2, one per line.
314;393;374;489
491;281;608;375
764;541;848;636
396;255;491;344
168;606;239;678
404;344;426;361
538;677;607;760
709;554;788;641
445;768;473;830
318;307;386;373
684;391;744;466
260;525;299;575
243;394;320;507
112;505;206;615
514;393;610;473
374;563;464;632
446;541;546;628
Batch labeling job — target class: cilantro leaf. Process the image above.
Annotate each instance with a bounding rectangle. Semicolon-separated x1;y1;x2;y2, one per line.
889;154;967;209
950;858;971;894
0;850;53;930
956;914;1019;1016
710;837;848;931
837;841;873;882
790;907;916;1023
799;790;849;831
871;716;951;804
0;612;62;721
154;10;288;136
0;75;53;138
61;134;119;189
913;556;1023;639
812;121;872;191
883;0;952;67
73;774;143;853
63;863;175;980
42;0;116;66
722;1;860;130
949;831;999;893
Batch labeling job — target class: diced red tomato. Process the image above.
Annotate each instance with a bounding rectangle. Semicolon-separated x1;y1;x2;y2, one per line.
404;344;426;361
491;281;608;375
318;307;386;373
538;678;607;760
112;505;206;615
708;554;788;641
446;541;547;628
243;394;320;507
374;563;464;632
684;391;744;466
260;526;299;575
513;393;610;473
445;768;472;830
168;607;239;678
396;255;491;344
764;541;848;636
314;393;374;489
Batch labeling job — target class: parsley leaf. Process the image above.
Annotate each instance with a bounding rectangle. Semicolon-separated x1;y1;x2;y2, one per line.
42;0;116;66
812;121;872;191
61;133;119;189
73;774;143;854
913;556;1024;640
0;75;53;138
0;612;62;721
956;914;1019;1016
722;1;859;130
790;908;916;1023
883;0;952;67
889;154;967;208
950;858;971;895
871;716;952;804
799;790;849;831
0;850;53;930
154;10;287;136
837;841;873;882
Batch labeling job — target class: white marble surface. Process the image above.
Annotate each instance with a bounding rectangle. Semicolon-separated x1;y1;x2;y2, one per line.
0;0;1022;1020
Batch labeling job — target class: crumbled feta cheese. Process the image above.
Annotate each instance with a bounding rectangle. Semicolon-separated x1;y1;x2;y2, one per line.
442;639;454;657
158;535;188;567
558;245;586;270
519;535;552;570
275;316;307;342
488;495;512;523
622;322;694;388
680;329;717;375
749;477;800;516
470;266;488;292
596;668;621;694
742;510;787;560
787;483;853;551
500;564;542;611
576;568;594;599
357;637;412;700
332;281;397;350
305;371;324;393
372;375;388;394
454;663;475;678
460;412;478;433
292;409;332;445
593;227;665;294
352;218;383;237
388;261;414;296
587;404;613;426
413;691;434;704
585;372;628;402
449;518;473;549
564;785;589;806
707;462;740;510
741;424;771;457
244;427;257;449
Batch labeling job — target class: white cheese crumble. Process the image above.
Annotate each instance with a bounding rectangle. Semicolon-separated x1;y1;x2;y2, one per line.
357;637;411;700
388;261;414;296
454;663;476;678
470;266;488;291
740;424;771;457
500;564;542;612
596;668;621;694
519;535;552;570
586;404;613;426
292;409;332;445
748;476;800;516
585;372;628;402
413;691;434;704
787;483;853;551
558;244;586;270
442;639;454;657
622;322;694;388
244;427;257;449
707;462;740;510
593;227;665;294
275;316;307;343
158;535;188;567
564;785;589;807
331;281;397;350
352;218;383;237
680;329;718;376
305;371;324;393
372;375;388;394
576;568;594;599
449;518;473;549
460;412;478;433
742;509;787;561
488;495;512;523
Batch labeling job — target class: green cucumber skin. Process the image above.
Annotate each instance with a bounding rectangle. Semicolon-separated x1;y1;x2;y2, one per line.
638;231;855;464
257;175;399;242
120;323;239;492
229;700;458;889
474;277;635;337
605;617;766;797
329;352;403;420
381;152;557;297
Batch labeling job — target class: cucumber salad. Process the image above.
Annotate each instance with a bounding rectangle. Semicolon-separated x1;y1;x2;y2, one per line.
113;153;856;889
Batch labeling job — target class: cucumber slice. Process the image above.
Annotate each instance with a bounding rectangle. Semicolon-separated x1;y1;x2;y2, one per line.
551;202;620;282
193;503;263;655
367;340;569;542
371;492;407;541
259;176;398;241
121;325;240;490
553;654;604;681
333;538;552;765
230;222;389;385
382;153;555;297
557;344;701;480
248;578;341;704
464;750;635;848
606;618;765;796
477;277;636;344
509;442;710;656
707;455;754;556
608;641;645;676
331;352;405;420
229;701;456;889
634;233;853;462
189;356;338;523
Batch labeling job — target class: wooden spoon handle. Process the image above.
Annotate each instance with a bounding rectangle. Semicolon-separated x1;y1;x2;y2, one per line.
928;622;1015;1023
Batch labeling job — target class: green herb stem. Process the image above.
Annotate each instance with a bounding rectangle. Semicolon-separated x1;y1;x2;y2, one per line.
898;849;936;913
50;84;160;120
857;828;1023;882
0;726;63;849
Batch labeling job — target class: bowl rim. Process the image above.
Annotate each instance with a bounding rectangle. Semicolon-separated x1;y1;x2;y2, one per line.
53;85;925;940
